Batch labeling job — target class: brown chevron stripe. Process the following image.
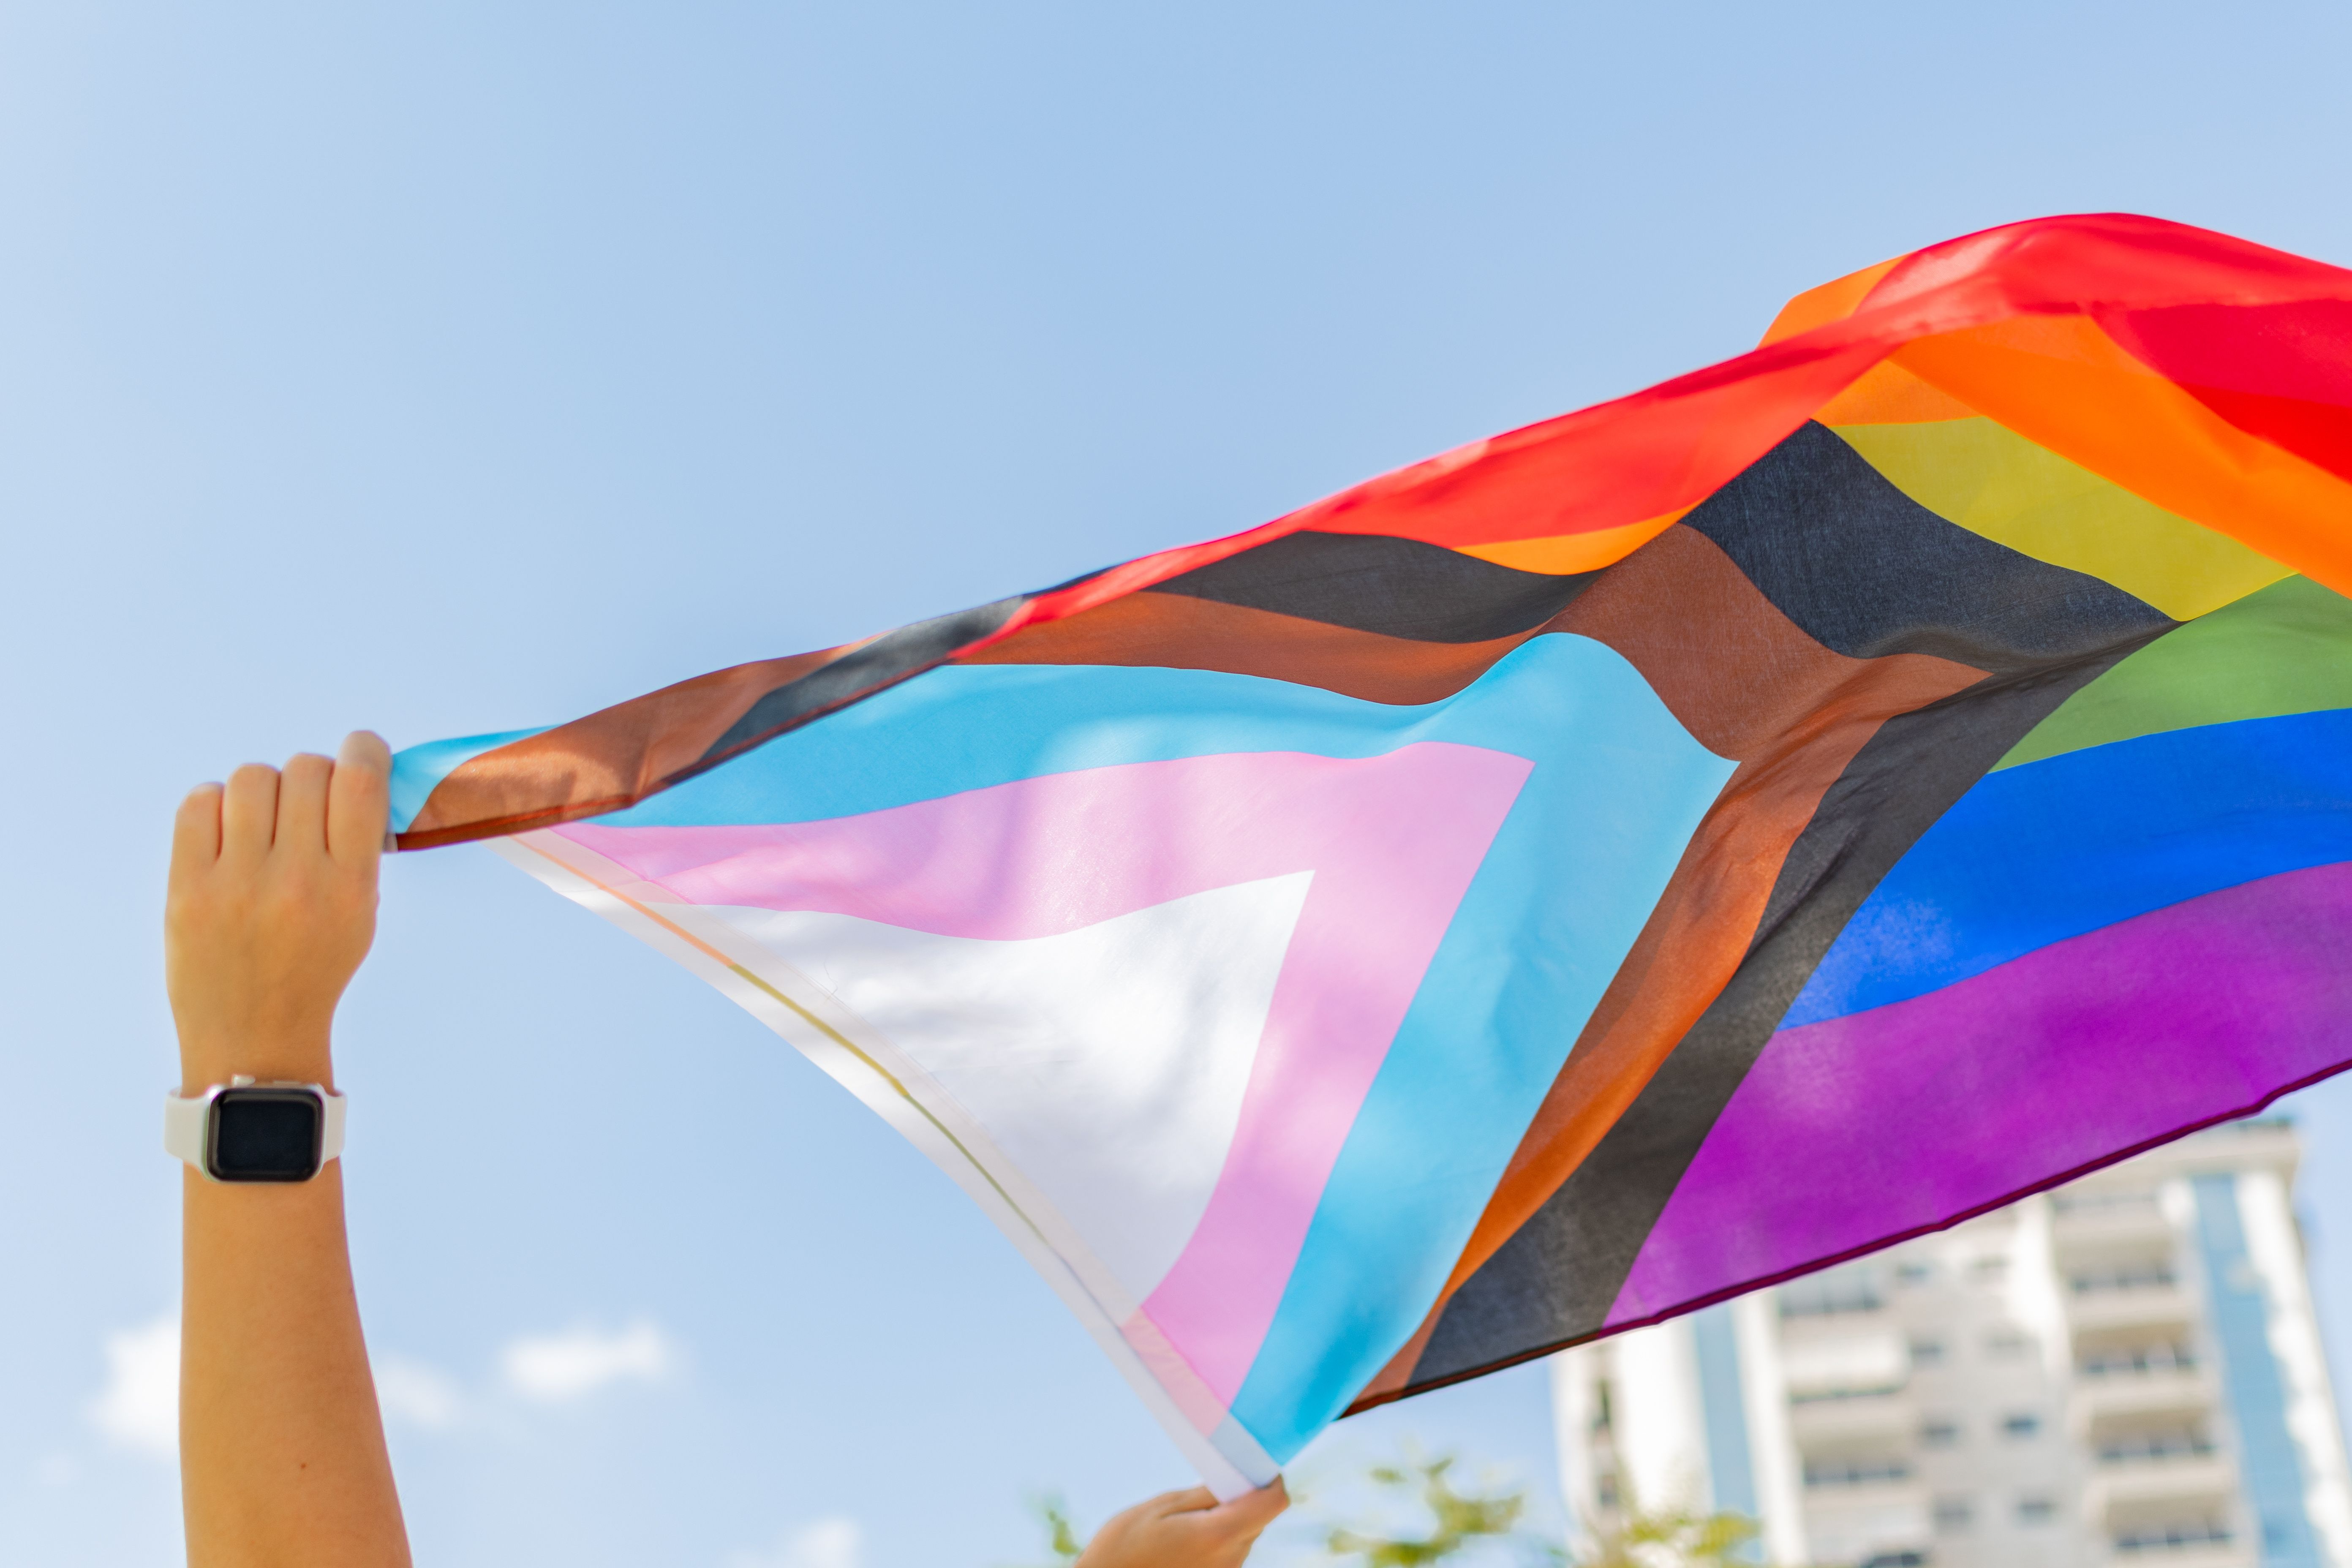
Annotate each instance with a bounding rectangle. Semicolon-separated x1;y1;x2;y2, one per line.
1389;645;2147;1400
400;598;1029;847
1346;525;1982;1409
1441;529;1985;1279
1349;419;2175;1412
957;590;1539;704
400;645;857;845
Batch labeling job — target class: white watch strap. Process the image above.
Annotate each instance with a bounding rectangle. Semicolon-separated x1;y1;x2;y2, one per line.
163;1083;346;1176
321;1090;347;1163
162;1088;213;1168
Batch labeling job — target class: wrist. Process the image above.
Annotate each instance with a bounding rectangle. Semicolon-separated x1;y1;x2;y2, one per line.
177;1028;337;1096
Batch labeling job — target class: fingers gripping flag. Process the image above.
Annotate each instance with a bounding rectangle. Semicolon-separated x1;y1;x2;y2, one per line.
390;214;2352;1495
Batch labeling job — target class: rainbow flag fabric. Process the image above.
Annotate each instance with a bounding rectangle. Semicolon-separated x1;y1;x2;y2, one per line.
389;214;2352;1494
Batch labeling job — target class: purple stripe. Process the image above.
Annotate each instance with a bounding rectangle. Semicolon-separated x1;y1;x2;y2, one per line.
1611;860;2352;1325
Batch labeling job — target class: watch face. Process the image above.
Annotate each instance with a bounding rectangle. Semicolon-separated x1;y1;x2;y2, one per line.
208;1089;323;1182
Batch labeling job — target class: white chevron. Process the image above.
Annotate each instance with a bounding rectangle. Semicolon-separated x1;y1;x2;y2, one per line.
697;871;1313;1304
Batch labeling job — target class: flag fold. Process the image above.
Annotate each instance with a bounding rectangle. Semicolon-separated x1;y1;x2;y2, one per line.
391;213;2352;1493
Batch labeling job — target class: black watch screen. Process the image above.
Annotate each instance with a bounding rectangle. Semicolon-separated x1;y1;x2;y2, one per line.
207;1087;325;1182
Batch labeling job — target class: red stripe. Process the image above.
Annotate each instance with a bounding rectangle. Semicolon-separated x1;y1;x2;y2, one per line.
2096;299;2352;482
979;215;2352;656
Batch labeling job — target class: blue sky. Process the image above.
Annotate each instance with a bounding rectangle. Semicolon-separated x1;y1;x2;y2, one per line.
3;3;2350;1563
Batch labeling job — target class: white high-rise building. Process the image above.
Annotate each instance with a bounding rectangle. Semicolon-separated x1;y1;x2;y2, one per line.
1551;1117;2352;1568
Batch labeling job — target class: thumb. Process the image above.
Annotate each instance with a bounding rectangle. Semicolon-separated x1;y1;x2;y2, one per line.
1214;1477;1289;1530
328;730;393;864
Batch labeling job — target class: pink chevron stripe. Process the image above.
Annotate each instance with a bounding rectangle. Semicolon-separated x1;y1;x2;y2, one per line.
554;745;1529;1402
1120;1310;1233;1438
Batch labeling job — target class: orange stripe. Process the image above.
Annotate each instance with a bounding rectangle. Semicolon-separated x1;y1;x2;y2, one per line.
1758;256;1906;346
1452;508;1690;573
1815;358;1981;425
1894;314;2352;597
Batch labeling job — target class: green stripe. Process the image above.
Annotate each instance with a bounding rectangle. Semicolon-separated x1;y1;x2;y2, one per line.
1995;574;2352;771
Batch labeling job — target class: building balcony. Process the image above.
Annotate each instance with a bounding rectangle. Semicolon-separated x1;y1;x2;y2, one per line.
1779;1307;1898;1348
1799;1479;1929;1553
2053;1196;2175;1247
2070;1364;2217;1423
2088;1453;2238;1516
1789;1388;1914;1444
2066;1282;2196;1332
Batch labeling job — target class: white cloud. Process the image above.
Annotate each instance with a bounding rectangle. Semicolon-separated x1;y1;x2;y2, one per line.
90;1314;179;1458
725;1518;863;1568
500;1319;674;1401
373;1353;464;1429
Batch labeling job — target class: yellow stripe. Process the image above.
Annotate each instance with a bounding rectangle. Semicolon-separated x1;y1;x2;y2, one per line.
1455;508;1689;575
1830;417;2292;620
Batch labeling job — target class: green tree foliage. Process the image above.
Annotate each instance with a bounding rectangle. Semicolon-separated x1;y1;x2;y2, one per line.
1011;1453;1764;1568
1012;1491;1085;1567
1569;1489;1759;1568
1326;1454;1528;1565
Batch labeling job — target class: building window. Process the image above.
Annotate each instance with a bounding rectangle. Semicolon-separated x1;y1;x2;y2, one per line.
1932;1496;1974;1533
2054;1186;2160;1215
1780;1266;1883;1318
2079;1342;2194;1377
1804;1457;1913;1487
1897;1260;1934;1286
1919;1418;1960;1449
1968;1255;2009;1283
2002;1413;2042;1440
2097;1427;2211;1463
2069;1261;2175;1293
2016;1495;2057;1525
2114;1521;2230;1552
1983;1328;2034;1359
1908;1336;1946;1368
1791;1382;1904;1406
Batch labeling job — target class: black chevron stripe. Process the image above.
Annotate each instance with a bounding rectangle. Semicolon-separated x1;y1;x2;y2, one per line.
1406;637;2156;1388
694;597;1026;769
1685;421;2173;672
1148;530;1597;643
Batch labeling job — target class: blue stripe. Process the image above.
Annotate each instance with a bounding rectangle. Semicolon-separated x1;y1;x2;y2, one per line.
583;638;1734;1462
1783;708;2352;1030
586;651;1609;826
1214;647;1731;1459
387;727;551;833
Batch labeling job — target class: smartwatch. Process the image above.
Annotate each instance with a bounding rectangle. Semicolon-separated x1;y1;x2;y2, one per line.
164;1076;346;1183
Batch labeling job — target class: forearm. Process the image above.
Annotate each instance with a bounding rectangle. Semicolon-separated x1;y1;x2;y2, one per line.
182;1162;409;1568
168;738;408;1567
